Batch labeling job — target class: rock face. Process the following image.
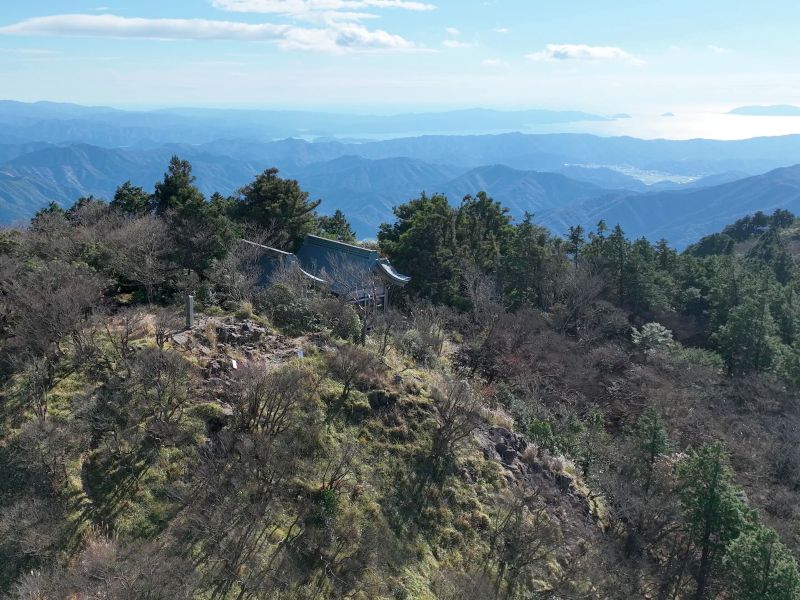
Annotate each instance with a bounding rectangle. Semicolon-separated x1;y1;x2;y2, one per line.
216;321;268;345
476;424;599;529
485;426;528;464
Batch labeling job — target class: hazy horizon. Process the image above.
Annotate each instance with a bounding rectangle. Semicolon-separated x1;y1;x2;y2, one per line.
1;1;800;140
6;97;800;142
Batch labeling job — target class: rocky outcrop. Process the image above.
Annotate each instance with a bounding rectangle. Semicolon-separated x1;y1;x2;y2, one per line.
215;321;268;345
476;425;600;526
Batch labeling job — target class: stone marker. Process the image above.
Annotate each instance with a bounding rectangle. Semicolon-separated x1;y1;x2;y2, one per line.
185;294;194;330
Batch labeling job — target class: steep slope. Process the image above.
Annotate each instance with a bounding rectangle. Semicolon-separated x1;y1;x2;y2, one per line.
290;160;613;236
440;165;605;214
555;165;651;191
0;144;263;221
0;142;54;163
541;164;800;246
291;155;467;235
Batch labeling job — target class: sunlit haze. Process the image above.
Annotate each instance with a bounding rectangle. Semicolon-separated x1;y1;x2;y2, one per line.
1;1;800;139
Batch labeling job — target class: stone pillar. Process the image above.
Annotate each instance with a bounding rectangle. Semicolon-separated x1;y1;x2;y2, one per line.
185;294;194;330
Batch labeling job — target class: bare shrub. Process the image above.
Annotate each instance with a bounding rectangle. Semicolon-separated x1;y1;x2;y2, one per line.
208;234;274;305
326;344;379;417
14;355;55;422
588;343;630;374
129;347;196;427
2;259;106;358
486;488;562;597
107;214;174;303
430;378;482;477
104;310;146;369
312;296;361;342
0;497;65;574
229;363;318;437
550;264;604;335
153;308;182;350
12;418;83;491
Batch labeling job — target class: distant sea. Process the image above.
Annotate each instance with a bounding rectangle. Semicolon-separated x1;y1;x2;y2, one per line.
523;112;800;141
311;113;800;142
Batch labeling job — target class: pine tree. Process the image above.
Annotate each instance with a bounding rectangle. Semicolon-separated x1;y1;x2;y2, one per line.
232;168;321;251
723;525;800;600
317;209;356;243
715;296;780;374
111;181;151;216
675;443;749;600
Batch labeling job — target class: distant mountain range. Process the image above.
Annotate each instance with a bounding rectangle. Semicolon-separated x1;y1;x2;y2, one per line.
0;101;613;147
728;105;800;117
3;100;800;246
539;165;800;247
0;144;262;224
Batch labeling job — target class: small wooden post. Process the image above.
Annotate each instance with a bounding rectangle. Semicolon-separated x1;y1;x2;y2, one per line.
185;294;194;330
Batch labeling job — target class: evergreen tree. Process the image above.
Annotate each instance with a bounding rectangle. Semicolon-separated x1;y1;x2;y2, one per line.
632;409;670;494
32;201;65;221
723;525;800;600
152;157;239;277
675;443;749;600
317;209;356;243
111;181;151;216
501;214;563;310
566;225;585;266
232;168;321;251
747;227;795;284
153;156;204;215
686;232;736;258
378;193;458;304
715;296;780;374
454;192;513;272
623;238;673;312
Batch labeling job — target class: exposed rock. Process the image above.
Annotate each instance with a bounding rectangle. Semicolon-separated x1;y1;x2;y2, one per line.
476;424;600;529
216;320;268;345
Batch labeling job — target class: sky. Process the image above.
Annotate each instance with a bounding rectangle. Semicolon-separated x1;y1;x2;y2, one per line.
0;1;799;138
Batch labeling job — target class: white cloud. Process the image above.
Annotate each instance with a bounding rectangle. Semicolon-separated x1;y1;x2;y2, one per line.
0;47;61;55
527;43;642;65
211;0;435;22
0;14;417;54
442;39;472;49
708;44;727;54
445;26;460;36
282;21;415;52
0;14;290;41
492;27;509;34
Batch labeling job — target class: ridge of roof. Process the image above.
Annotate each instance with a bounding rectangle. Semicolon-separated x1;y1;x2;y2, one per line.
239;238;294;257
302;234;377;258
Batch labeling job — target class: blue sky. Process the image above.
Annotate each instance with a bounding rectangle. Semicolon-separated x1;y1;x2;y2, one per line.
0;1;798;130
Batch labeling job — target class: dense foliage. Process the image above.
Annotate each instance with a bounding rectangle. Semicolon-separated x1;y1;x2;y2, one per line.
1;157;799;599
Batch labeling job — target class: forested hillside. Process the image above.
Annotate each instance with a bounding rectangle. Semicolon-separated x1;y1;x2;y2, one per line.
1;156;800;599
4;99;800;242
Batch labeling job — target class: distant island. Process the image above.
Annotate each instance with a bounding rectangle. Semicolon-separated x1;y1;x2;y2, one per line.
729;105;800;116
